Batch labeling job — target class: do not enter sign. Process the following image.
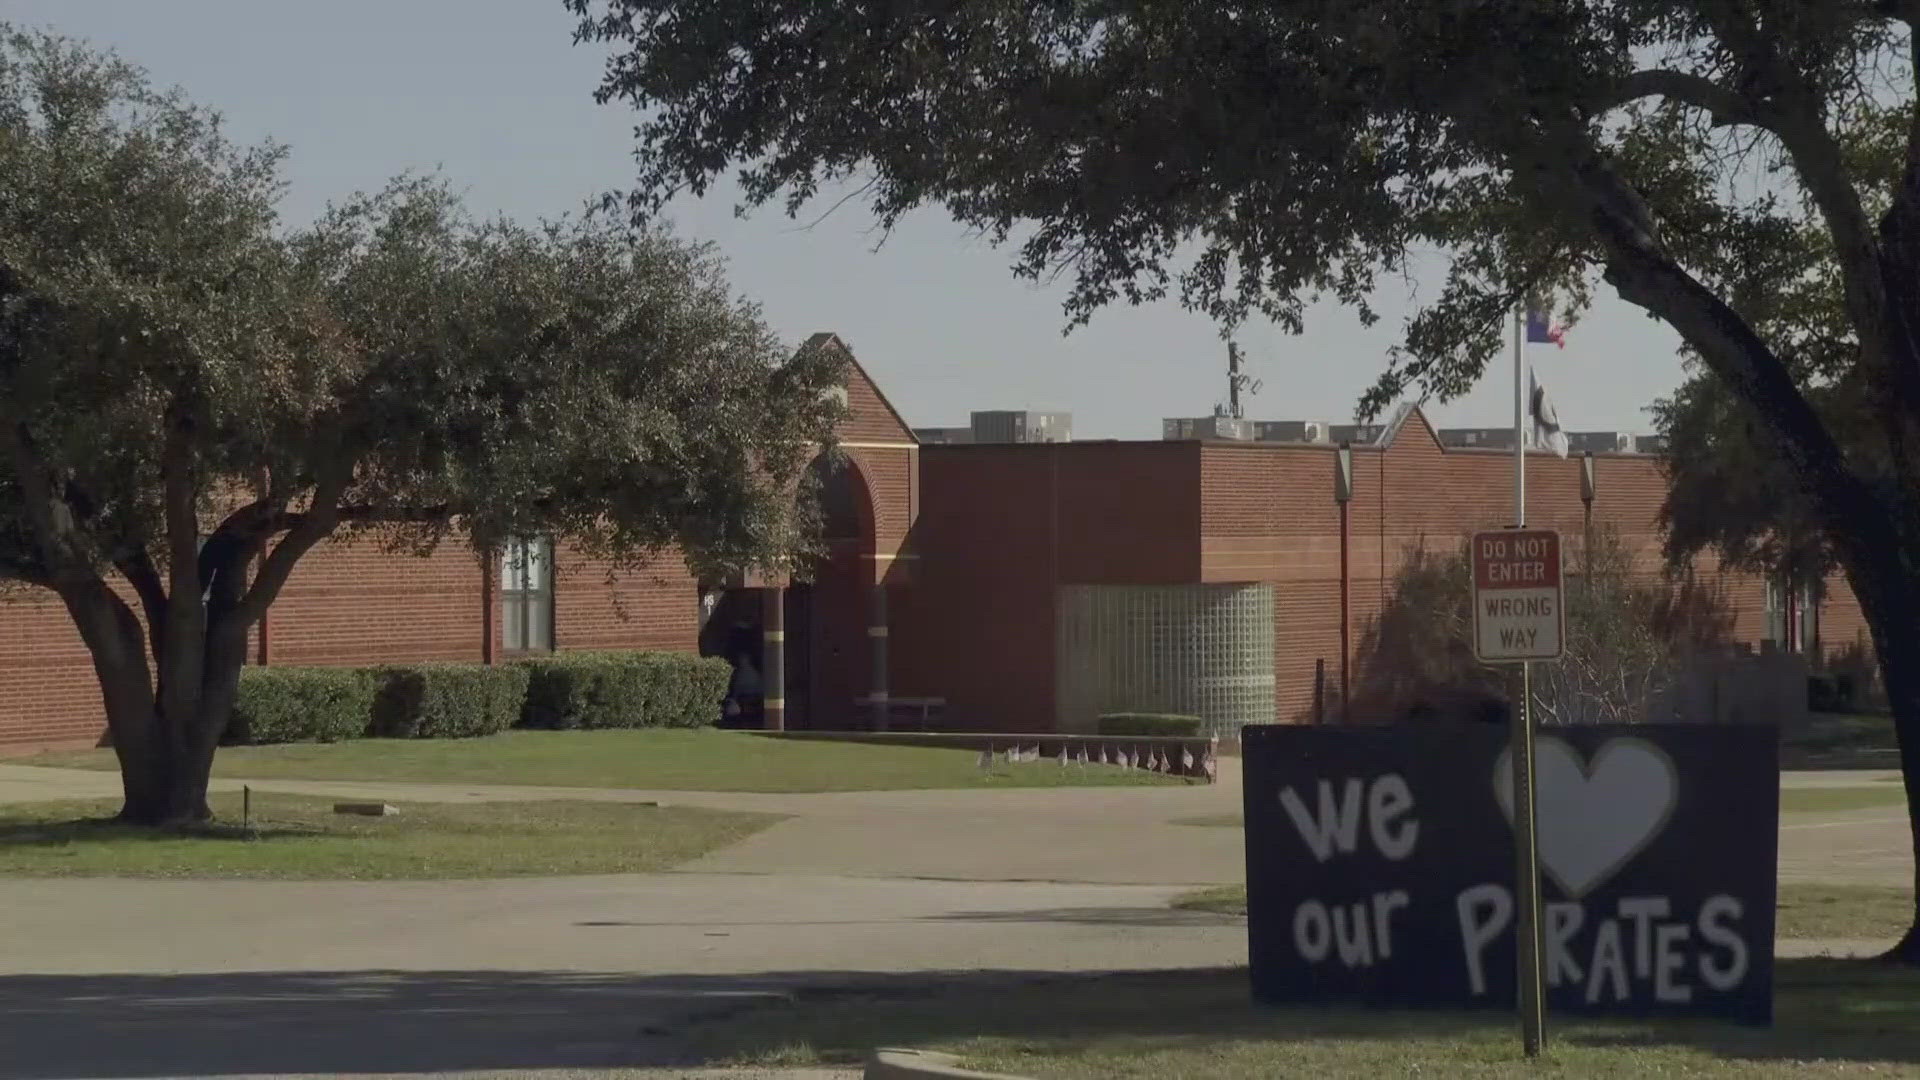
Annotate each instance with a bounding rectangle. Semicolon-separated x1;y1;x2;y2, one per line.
1472;529;1564;663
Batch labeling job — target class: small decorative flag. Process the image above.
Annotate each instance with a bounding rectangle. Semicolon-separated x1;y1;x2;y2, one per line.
1181;747;1195;772
1058;745;1070;766
1100;745;1111;766
978;747;993;770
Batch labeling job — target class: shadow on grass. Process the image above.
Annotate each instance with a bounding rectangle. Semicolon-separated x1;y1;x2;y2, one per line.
0;815;322;848
671;959;1920;1071
0;960;1915;1077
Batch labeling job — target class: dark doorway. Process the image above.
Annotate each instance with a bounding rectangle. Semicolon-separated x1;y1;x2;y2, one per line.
697;586;819;730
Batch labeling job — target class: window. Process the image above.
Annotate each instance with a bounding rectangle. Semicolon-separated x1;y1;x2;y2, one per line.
1764;576;1819;653
501;537;554;653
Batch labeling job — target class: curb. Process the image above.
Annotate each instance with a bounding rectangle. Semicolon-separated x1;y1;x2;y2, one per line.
865;1047;1036;1080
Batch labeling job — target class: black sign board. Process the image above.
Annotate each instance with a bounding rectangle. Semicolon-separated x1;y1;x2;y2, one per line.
1242;723;1778;1024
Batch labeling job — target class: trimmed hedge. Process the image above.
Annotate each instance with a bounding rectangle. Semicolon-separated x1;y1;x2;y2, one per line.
1097;712;1205;738
226;666;376;745
517;651;731;730
370;663;531;739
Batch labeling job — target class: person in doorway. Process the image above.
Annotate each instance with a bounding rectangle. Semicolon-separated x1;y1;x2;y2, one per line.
725;647;764;727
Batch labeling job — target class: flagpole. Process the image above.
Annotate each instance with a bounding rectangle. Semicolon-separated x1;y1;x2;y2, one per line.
1513;306;1525;528
1511;302;1544;1058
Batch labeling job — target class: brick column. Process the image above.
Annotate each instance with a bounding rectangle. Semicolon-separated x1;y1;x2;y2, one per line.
762;587;785;731
869;585;889;730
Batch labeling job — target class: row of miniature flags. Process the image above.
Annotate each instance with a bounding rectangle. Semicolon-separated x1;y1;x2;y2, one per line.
1525;305;1570;459
979;742;1217;779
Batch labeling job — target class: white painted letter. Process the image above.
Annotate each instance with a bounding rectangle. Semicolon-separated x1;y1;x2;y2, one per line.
1697;895;1748;991
1367;774;1419;860
1655;923;1693;1003
1545;902;1585;989
1281;779;1364;862
1333;902;1374;967
1294;900;1331;962
1585;920;1630;1005
1457;883;1512;997
1617;897;1671;979
1372;889;1410;960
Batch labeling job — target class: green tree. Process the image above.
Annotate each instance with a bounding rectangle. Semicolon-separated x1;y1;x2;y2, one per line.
0;29;841;825
570;0;1920;956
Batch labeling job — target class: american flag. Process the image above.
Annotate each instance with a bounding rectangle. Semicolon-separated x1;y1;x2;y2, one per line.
1525;306;1566;348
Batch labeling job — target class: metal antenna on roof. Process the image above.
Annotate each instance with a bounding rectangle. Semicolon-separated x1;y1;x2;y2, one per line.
1219;341;1260;420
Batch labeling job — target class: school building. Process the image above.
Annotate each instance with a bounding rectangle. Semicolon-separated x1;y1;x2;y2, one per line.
0;334;1860;752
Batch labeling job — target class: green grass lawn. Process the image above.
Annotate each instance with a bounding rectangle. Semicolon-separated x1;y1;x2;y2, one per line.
1172;883;1911;942
0;790;779;879
25;729;1184;793
1778;786;1909;813
674;960;1920;1077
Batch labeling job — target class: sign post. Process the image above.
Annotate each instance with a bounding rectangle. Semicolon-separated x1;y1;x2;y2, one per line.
1474;525;1564;1057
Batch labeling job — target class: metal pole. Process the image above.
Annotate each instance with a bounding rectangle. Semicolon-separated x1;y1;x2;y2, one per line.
1339;498;1351;720
1512;304;1545;1056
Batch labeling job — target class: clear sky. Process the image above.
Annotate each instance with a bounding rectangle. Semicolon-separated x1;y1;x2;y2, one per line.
7;0;1689;439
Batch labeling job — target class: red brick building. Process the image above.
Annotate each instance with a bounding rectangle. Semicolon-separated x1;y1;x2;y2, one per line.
0;335;1865;751
890;406;1866;733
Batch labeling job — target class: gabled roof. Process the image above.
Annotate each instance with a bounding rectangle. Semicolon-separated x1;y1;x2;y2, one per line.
800;331;919;444
1375;399;1431;449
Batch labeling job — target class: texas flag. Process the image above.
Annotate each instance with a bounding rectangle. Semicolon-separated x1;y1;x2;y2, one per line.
1525;306;1566;348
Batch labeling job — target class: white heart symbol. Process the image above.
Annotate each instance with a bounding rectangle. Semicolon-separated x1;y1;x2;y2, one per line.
1494;736;1678;899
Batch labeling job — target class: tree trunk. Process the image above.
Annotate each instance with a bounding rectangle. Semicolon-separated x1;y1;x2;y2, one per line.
1871;599;1920;962
115;728;217;827
116;624;250;827
60;575;250;827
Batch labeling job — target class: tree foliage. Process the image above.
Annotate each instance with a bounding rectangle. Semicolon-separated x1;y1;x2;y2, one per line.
0;27;840;823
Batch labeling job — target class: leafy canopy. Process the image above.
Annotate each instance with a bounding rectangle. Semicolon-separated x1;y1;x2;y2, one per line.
0;26;842;619
568;0;1920;617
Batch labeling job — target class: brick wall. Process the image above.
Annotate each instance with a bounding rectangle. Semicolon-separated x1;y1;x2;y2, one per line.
0;589;110;751
553;546;700;653
268;537;486;667
895;407;1838;735
891;446;1058;731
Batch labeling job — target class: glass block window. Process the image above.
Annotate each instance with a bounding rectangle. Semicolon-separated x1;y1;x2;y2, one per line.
1055;583;1276;737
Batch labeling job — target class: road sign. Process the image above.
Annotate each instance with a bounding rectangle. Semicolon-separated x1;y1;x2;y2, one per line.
1471;528;1564;663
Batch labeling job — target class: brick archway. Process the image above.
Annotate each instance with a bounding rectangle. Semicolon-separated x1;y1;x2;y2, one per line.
791;452;879;729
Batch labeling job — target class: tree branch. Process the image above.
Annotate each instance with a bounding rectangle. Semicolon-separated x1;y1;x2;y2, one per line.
1571;153;1898;580
233;468;360;626
0;413;94;587
159;410;201;606
1599;62;1888;373
113;545;168;664
1600;70;1758;126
